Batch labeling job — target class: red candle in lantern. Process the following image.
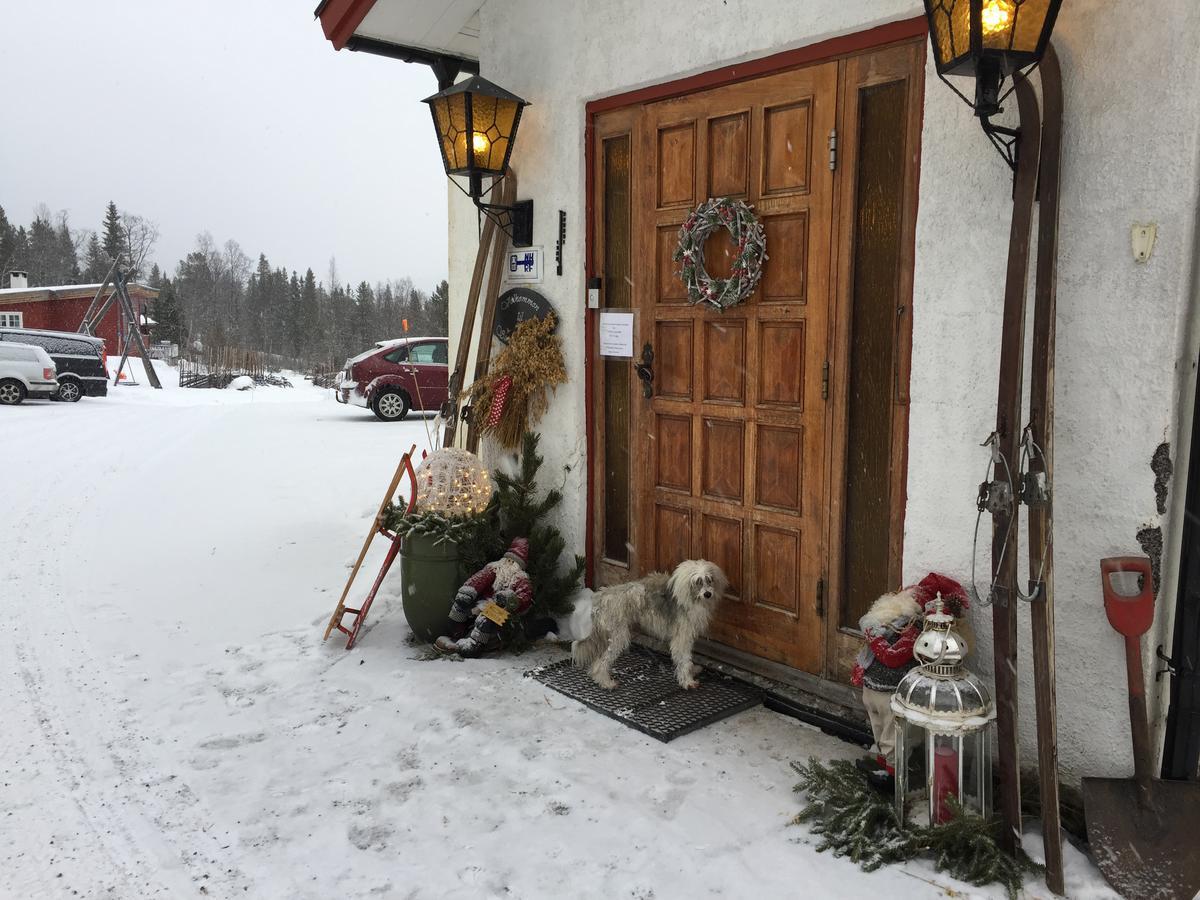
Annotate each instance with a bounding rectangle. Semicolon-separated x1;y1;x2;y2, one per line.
933;743;960;824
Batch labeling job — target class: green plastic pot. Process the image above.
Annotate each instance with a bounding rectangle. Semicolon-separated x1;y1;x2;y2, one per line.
399;533;461;642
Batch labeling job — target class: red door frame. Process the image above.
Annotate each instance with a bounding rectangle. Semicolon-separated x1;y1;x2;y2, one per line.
582;15;928;585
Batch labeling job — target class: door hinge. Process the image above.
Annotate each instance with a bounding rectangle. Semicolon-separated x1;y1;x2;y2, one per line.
821;360;830;400
816;577;826;617
828;128;838;171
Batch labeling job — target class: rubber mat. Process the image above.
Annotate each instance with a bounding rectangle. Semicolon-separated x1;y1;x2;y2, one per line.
526;644;762;742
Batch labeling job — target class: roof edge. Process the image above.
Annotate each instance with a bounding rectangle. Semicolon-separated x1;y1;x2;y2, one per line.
316;0;378;50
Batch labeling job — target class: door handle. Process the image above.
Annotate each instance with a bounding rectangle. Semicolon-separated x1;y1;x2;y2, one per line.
634;342;654;398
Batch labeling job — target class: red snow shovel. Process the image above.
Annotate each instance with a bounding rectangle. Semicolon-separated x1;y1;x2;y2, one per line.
1082;556;1200;900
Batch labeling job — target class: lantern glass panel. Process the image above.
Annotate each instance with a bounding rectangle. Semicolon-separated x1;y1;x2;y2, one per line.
430;91;470;173
980;0;1055;53
894;717;927;823
975;729;993;819
927;0;973;70
896;721;991;826
1010;0;1055;53
467;92;519;173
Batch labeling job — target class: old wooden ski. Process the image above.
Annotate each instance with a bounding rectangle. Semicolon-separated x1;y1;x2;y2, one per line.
465;174;517;454
1025;43;1065;895
443;179;505;447
988;72;1041;855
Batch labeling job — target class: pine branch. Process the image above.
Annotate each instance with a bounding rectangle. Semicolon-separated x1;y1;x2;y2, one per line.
791;759;1037;899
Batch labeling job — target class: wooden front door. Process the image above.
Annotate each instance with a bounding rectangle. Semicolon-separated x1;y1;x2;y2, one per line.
635;65;837;674
590;38;923;680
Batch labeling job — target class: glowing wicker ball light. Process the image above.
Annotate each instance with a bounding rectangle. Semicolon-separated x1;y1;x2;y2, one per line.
413;448;493;517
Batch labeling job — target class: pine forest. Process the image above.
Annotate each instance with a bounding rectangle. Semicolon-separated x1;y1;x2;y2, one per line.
0;200;448;370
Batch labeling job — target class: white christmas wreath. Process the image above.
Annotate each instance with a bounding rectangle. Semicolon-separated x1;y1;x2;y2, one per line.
672;197;767;311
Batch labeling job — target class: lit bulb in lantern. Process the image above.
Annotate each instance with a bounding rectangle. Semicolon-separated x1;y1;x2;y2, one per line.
413;448;493;517
981;0;1014;37
472;132;490;155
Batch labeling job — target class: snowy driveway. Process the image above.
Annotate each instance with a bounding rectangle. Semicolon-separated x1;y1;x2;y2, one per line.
1;374;1111;899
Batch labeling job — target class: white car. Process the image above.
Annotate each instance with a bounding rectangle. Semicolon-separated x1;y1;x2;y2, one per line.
0;342;59;405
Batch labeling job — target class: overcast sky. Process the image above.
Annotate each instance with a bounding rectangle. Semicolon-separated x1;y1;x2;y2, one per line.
0;1;449;290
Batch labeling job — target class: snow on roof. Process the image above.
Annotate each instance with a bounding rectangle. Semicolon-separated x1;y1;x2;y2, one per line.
373;336;445;348
0;325;105;344
0;281;158;297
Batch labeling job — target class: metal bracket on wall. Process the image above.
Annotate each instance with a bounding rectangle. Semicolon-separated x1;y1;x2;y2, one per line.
1156;644;1188;683
556;210;566;276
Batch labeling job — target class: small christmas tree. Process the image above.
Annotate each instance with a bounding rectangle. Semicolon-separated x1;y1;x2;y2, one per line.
459;432;584;646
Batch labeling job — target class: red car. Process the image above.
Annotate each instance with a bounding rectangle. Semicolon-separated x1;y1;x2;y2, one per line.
335;337;450;421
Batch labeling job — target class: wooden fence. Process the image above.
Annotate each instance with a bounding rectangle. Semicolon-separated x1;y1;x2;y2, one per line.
178;345;293;389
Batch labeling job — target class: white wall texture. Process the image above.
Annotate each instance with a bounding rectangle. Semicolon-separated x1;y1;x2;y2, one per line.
449;0;1200;782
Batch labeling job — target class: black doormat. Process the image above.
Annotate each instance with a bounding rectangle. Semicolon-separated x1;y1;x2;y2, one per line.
525;644;762;742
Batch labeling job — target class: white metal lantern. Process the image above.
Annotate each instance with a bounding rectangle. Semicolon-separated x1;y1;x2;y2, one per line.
413;448;493;517
891;597;996;825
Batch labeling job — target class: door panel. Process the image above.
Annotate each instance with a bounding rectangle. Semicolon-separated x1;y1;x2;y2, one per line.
591;109;641;582
631;63;838;674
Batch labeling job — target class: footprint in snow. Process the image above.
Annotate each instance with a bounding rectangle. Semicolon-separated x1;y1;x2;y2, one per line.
666;768;697;788
221;689;257;708
332;797;375;816
649;786;687;820
199;732;267;751
385;775;424;802
347;822;394;851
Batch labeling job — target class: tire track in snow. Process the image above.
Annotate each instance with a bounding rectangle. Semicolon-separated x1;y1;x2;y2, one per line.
2;402;254;897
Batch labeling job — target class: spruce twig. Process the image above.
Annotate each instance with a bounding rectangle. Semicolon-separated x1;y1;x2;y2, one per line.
791;758;1038;899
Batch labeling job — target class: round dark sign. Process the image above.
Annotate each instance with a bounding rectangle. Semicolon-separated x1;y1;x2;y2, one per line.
493;287;556;344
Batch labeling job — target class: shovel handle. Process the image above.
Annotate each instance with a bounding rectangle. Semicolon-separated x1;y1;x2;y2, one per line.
1100;556;1155;638
1123;633;1154;795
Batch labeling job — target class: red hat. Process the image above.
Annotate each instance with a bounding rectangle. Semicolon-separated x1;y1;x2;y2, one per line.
503;537;529;567
914;572;969;615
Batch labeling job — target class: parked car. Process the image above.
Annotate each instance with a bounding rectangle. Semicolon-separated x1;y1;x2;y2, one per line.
336;337;449;421
0;342;59;405
0;327;107;401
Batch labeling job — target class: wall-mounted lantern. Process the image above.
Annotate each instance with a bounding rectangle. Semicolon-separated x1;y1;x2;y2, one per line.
424;75;533;246
923;0;1063;168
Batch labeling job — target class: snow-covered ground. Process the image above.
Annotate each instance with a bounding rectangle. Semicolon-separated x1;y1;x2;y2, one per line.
0;366;1115;899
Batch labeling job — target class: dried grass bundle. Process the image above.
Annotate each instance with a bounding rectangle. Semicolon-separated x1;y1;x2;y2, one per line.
466;314;567;448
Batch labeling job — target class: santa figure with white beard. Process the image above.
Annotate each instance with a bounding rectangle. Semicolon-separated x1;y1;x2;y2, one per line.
851;572;970;791
434;537;532;657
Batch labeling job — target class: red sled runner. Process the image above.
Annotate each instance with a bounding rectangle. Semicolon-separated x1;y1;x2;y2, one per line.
323;444;420;649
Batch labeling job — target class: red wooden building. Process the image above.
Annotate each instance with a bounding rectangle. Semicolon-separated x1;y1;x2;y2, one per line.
0;273;157;353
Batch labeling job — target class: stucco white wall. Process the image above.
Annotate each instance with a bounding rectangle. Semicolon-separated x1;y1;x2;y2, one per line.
458;0;1200;782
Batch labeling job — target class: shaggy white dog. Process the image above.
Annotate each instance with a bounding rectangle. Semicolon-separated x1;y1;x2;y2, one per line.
572;560;728;690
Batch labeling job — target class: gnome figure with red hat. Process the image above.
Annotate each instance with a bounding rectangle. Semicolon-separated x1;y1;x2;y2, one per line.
851;572;970;791
434;537;533;657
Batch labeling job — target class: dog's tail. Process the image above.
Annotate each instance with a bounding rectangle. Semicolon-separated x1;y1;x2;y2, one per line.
572;633;602;667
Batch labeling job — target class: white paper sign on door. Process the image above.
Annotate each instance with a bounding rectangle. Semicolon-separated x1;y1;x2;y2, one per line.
598;311;634;358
